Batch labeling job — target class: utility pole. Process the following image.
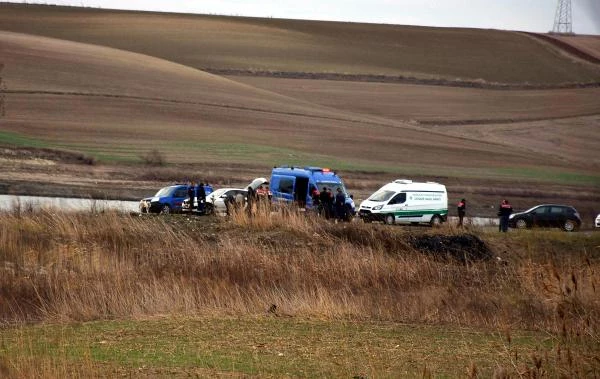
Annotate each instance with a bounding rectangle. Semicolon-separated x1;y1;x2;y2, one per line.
552;0;573;34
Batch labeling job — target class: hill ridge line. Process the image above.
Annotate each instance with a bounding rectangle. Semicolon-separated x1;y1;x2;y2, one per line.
522;32;600;66
207;68;600;90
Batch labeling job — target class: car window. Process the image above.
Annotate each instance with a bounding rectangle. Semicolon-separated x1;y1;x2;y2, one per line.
388;193;406;205
550;207;564;214
279;178;294;194
174;189;188;198
155;187;173;197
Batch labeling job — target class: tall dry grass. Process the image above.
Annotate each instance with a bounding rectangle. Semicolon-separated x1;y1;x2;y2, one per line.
0;207;598;338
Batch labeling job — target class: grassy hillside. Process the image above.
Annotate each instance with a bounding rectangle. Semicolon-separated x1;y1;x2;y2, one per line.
1;3;599;85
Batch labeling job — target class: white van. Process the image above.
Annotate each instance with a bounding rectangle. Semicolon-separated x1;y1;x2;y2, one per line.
358;179;448;226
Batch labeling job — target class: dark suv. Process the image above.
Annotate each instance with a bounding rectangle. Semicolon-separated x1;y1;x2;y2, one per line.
508;204;581;232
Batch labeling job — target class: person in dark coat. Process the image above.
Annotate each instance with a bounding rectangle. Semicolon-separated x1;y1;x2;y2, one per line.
246;186;257;217
319;187;329;218
197;182;206;213
187;182;195;211
320;187;335;219
311;186;320;214
498;199;513;232
457;198;466;227
334;188;346;221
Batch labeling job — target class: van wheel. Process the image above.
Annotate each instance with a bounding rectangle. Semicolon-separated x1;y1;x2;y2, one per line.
430;215;442;227
563;219;577;232
160;205;171;214
384;214;395;225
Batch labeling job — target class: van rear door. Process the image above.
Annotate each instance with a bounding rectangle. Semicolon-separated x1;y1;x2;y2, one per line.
294;177;309;207
271;175;296;202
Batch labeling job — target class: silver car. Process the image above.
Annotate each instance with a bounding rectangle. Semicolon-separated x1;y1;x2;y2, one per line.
205;177;270;215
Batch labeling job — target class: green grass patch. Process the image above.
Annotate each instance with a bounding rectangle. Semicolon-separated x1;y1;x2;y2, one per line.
0;131;51;148
0;317;555;377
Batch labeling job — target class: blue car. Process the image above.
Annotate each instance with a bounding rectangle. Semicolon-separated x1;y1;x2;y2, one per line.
139;184;202;214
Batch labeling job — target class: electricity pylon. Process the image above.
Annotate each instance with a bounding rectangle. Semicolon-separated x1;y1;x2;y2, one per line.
552;0;573;34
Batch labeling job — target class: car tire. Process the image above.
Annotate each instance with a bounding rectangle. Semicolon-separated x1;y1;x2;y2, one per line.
160;204;171;214
384;214;395;225
563;219;577;232
139;205;147;214
430;215;442;227
515;218;528;229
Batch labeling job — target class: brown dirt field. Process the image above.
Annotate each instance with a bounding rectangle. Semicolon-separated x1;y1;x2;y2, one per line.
431;115;600;169
3;31;564;172
1;3;600;85
552;34;600;62
231;76;600;125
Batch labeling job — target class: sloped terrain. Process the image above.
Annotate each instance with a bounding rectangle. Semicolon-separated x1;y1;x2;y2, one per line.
1;3;600;85
2;31;542;171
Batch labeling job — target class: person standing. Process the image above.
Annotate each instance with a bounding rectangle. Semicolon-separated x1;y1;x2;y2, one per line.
246;186;257;217
187;182;195;212
319;187;330;218
311;186;320;214
498;199;513;232
457;198;466;227
197;182;206;214
334;188;347;221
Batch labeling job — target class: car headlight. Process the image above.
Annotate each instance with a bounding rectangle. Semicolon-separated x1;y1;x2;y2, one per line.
509;214;515;219
372;205;383;211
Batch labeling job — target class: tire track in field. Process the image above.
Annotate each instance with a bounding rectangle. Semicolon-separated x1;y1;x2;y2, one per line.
2;89;398;128
6;88;600;127
205;68;600;90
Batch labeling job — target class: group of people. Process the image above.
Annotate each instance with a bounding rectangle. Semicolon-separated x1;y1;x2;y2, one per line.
311;186;350;221
456;198;513;232
224;185;271;217
187;181;208;213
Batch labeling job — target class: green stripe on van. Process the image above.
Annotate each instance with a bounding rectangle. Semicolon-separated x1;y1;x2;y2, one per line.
393;209;447;217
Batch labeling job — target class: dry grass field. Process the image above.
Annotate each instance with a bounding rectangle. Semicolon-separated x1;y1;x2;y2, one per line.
0;208;598;376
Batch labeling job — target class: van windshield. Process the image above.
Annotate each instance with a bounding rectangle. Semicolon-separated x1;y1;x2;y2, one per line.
368;190;395;202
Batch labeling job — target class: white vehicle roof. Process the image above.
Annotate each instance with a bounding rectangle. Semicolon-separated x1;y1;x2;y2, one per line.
208;188;246;196
378;179;446;192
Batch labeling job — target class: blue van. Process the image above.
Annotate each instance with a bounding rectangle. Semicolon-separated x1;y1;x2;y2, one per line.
270;166;355;214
